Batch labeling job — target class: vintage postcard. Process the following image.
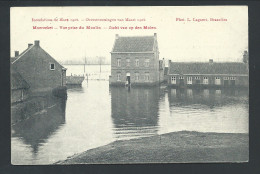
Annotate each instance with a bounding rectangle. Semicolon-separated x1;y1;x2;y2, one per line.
10;6;248;165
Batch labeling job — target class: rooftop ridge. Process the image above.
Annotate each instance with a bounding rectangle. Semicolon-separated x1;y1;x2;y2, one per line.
169;61;248;75
112;34;156;52
117;35;155;38
170;61;245;64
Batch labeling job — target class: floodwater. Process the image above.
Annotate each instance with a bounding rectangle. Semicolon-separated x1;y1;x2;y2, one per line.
11;65;249;165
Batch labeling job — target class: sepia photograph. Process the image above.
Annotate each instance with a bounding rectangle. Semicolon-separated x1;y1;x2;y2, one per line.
10;6;248;165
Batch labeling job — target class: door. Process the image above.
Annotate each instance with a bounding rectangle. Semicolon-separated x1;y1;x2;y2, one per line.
127;76;131;84
224;80;229;86
180;79;184;86
230;80;235;86
179;76;184;86
126;73;131;85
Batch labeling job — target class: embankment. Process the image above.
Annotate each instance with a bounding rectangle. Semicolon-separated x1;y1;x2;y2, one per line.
58;131;248;164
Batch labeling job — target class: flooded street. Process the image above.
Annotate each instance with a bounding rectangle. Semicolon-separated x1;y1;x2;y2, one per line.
11;65;249;165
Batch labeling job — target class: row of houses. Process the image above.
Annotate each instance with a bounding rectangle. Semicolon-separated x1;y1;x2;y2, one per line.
109;33;249;88
11;34;248;103
11;40;67;103
166;59;248;87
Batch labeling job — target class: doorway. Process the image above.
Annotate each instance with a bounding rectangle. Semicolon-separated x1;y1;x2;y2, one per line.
224;80;229;86
126;73;131;85
230;80;235;86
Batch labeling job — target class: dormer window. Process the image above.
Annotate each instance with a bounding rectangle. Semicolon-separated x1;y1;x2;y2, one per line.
50;63;55;70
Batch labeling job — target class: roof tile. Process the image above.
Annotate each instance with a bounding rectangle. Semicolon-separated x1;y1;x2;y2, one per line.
169;62;248;75
112;36;155;52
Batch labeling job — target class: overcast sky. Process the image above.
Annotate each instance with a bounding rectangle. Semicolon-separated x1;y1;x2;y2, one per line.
11;6;248;62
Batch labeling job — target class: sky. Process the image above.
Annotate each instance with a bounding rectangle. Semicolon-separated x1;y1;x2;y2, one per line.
11;6;248;63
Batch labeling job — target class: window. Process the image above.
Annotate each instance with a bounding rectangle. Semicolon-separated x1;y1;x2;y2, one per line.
135;72;139;81
50;63;55;70
230;77;236;80
135;58;139;67
117;58;121;67
187;76;192;84
203;77;208;84
126;58;130;66
145;58;150;67
195;76;200;80
215;77;221;85
117;73;121;81
179;76;184;79
216;90;221;94
171;76;176;84
145;73;150;81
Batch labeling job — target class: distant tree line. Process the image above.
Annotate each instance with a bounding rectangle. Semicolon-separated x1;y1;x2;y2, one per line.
60;57;111;65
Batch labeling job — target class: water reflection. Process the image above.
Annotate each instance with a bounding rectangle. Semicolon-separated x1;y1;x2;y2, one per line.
168;88;248;108
110;86;162;140
159;88;248;134
11;72;249;164
11;95;66;164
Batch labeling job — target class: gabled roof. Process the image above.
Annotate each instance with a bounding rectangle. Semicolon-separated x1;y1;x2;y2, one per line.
112;35;155;52
11;41;65;69
11;67;30;90
11;45;34;64
169;62;248;75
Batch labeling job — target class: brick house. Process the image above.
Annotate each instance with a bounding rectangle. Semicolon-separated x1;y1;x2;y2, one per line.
167;59;248;88
109;33;164;86
11;40;67;94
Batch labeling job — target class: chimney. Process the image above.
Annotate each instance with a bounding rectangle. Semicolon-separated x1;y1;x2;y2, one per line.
154;33;157;37
34;40;40;46
15;51;19;57
115;34;119;39
209;59;213;64
168;60;171;67
28;43;33;48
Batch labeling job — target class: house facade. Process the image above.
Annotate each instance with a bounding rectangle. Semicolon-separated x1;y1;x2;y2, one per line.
109;33;164;86
167;59;248;88
11;40;67;94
